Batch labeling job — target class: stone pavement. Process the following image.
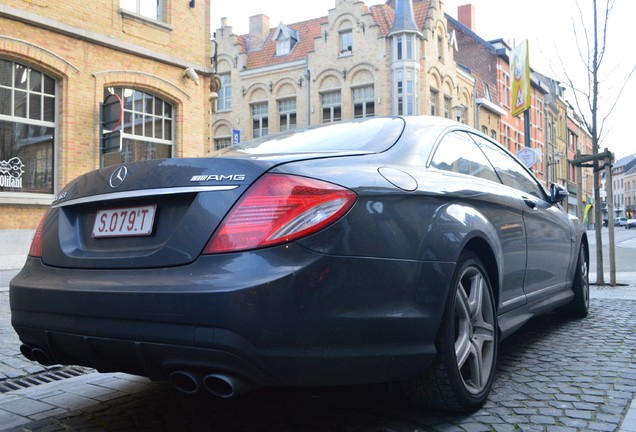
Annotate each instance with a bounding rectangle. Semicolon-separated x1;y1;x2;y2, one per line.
0;229;635;431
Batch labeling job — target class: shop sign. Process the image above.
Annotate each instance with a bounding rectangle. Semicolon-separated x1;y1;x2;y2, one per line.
0;157;24;189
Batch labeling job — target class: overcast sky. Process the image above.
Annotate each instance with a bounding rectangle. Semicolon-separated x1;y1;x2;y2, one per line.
211;0;636;161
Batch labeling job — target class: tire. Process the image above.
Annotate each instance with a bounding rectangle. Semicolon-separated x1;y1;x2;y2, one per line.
559;244;589;318
402;252;498;413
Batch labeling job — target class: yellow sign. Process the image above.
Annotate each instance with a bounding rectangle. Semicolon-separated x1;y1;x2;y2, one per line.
511;40;531;117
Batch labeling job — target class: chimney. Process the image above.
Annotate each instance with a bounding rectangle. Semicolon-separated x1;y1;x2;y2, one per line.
458;4;476;32
249;14;270;51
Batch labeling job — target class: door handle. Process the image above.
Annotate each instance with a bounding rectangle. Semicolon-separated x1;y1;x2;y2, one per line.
523;198;536;209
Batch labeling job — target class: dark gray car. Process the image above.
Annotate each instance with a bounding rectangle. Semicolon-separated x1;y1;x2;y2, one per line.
10;116;589;413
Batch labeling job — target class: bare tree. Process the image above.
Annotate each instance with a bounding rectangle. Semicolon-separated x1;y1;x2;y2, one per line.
559;0;636;285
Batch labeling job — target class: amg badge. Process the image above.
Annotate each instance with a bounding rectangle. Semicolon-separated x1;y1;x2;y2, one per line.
190;174;246;182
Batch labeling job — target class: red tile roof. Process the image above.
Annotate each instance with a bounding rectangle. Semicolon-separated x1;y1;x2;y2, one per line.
245;17;327;69
243;1;431;70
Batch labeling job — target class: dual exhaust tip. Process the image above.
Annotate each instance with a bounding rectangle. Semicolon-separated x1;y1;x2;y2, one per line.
20;344;250;399
169;370;251;399
20;344;54;366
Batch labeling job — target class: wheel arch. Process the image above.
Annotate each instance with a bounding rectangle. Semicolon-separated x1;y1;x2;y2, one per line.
462;237;500;310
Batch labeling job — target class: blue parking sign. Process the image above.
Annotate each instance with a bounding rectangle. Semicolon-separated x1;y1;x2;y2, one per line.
232;129;240;144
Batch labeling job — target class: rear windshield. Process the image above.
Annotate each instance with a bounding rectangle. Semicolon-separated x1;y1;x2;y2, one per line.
224;117;405;155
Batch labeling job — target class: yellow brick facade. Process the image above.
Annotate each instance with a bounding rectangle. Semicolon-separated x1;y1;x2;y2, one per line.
211;0;475;149
0;0;212;229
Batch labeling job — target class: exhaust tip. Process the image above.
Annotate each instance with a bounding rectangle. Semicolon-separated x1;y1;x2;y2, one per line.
20;344;35;361
203;374;250;398
168;370;201;395
31;347;53;366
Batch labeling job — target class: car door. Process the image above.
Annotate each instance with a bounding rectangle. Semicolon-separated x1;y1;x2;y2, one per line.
430;131;528;312
471;135;573;301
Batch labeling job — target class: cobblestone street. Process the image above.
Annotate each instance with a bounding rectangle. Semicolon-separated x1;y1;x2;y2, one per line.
0;283;634;431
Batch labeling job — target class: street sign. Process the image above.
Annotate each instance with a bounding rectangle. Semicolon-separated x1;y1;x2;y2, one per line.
232;129;240;145
517;147;537;169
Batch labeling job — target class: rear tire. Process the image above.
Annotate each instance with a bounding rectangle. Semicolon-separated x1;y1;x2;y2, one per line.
402;252;498;413
559;244;589;318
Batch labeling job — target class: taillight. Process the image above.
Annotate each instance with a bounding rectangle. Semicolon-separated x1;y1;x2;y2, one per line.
29;210;49;258
203;174;356;254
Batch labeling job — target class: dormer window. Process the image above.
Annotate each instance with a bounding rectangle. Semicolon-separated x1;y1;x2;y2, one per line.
274;23;298;56
340;30;353;55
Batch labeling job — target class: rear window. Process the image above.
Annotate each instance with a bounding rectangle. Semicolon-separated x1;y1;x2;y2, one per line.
227;117;405;155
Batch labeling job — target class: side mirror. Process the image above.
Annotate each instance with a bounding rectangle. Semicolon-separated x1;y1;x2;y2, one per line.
550;183;569;204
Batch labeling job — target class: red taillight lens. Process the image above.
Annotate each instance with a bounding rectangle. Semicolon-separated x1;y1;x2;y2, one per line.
29;211;48;258
203;174;356;254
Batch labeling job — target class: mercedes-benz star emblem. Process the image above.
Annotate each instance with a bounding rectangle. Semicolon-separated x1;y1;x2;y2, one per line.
109;166;128;188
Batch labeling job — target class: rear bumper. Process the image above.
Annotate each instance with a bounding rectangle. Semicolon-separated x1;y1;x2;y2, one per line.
10;244;453;387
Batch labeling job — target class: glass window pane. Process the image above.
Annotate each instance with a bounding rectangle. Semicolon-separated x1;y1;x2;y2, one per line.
0;59;11;86
0;88;10;116
154;97;163;117
43;96;55;122
133;113;143;135
14;64;28;90
43;75;55;95
29;93;41;120
123;111;133;134
164;117;171;139
29;70;42;92
14;90;27;118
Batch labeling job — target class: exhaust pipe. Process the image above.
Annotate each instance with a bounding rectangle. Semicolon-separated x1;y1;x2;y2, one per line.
203;373;250;399
31;347;54;366
168;370;201;395
20;344;35;361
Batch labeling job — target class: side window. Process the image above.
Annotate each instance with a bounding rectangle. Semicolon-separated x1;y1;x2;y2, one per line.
472;134;546;200
430;132;500;183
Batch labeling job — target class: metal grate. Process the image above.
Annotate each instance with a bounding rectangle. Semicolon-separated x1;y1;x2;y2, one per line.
0;366;93;393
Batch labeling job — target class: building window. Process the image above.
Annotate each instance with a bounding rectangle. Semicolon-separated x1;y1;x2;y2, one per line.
437;35;444;61
120;0;163;21
482;126;488;135
430;88;438;116
502;72;511;108
491;129;497;140
251;102;268;138
484;84;492;101
340;30;353;55
0;59;56;195
353;85;375;119
278;98;297;131
395;34;415;61
444;96;452;119
321;91;341;124
216;73;231;112
214;137;232;150
103;88;173;167
396;70;415;116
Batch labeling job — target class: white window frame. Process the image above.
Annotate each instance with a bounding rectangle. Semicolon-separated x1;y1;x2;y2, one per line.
278;98;297;131
217;73;231;112
321;91;342;124
353;85;375;119
120;0;164;21
340;30;353;55
251;102;269;138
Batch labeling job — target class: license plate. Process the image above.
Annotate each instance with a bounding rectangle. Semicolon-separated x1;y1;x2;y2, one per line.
92;205;157;238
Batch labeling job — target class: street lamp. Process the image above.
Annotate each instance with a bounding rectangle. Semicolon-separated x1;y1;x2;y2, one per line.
453;104;466;123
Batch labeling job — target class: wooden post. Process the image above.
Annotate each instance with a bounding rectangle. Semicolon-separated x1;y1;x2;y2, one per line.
605;153;616;286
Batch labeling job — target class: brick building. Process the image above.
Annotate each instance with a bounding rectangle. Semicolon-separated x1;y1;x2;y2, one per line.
0;0;213;229
447;9;548;184
210;0;475;149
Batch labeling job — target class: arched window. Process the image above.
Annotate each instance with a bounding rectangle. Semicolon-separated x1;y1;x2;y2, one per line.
0;59;56;195
103;87;173;167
